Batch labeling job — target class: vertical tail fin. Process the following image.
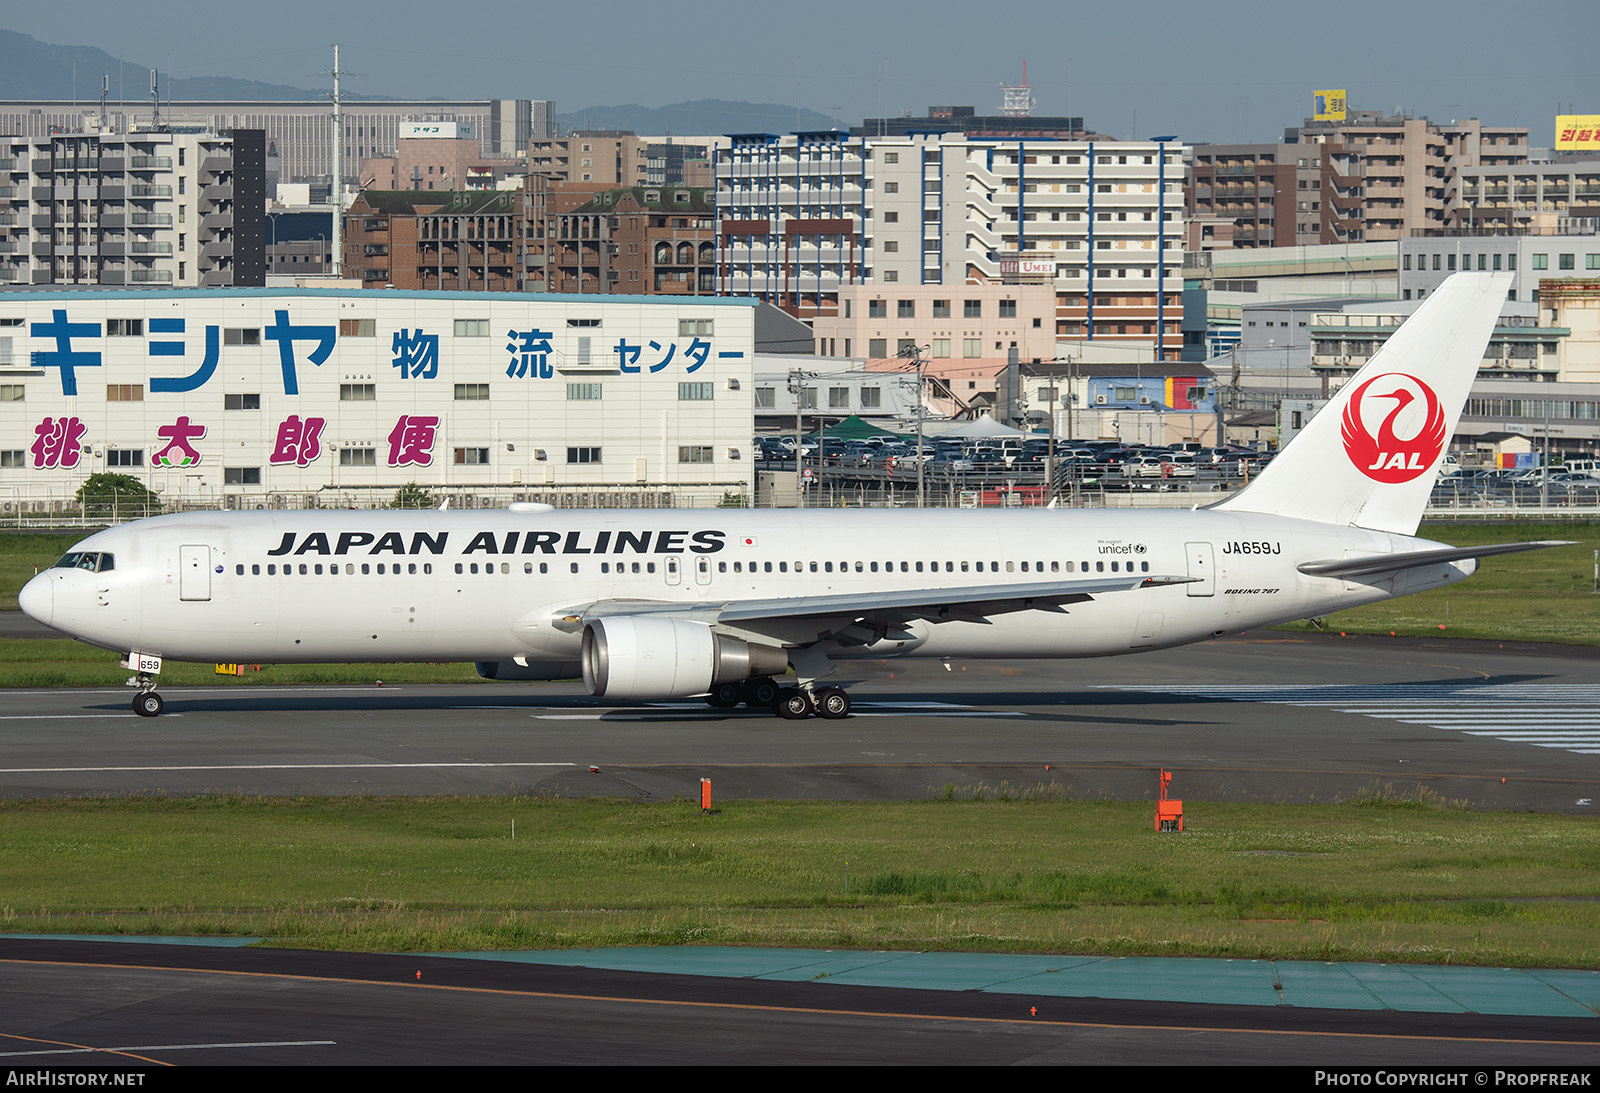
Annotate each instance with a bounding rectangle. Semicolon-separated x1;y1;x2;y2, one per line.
1214;272;1510;534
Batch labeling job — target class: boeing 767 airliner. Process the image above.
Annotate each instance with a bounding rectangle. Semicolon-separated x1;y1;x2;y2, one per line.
19;273;1564;718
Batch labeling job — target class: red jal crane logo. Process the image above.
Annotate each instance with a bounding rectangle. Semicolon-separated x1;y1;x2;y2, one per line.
1340;373;1446;483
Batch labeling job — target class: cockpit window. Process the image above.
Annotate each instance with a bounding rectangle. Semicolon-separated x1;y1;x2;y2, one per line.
53;551;113;573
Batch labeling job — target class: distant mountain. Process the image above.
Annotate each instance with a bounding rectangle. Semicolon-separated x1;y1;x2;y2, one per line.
557;99;841;136
0;29;381;101
0;29;836;130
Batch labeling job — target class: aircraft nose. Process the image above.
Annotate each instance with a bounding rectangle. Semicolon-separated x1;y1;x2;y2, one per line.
18;572;52;627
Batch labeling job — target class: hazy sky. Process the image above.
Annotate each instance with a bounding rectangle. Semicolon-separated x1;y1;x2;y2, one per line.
9;0;1597;144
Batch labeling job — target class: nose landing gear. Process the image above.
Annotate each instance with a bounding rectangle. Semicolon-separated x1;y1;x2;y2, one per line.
134;689;165;717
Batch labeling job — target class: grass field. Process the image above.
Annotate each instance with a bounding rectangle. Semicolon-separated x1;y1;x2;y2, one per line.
3;792;1597;968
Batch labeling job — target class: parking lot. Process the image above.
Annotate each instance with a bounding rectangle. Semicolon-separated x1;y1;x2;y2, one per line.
754;436;1600;514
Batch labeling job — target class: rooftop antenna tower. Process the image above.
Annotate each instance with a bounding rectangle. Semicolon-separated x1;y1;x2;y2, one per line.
100;75;108;132
1000;61;1035;118
150;69;160;131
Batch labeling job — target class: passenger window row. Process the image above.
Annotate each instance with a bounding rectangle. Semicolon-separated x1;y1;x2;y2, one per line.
234;558;1152;578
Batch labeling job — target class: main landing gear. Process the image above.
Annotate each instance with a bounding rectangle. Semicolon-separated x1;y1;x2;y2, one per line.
704;676;784;710
703;677;853;719
775;685;850;720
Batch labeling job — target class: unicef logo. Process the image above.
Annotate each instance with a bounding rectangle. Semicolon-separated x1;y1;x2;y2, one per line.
1134;543;1148;555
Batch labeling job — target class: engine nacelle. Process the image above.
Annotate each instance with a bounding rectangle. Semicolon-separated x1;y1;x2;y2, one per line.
475;658;582;681
581;616;788;699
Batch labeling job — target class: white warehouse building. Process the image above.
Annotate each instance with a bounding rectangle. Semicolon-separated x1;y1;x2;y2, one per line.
0;288;757;512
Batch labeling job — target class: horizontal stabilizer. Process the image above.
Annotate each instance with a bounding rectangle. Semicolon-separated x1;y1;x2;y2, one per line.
1298;540;1573;579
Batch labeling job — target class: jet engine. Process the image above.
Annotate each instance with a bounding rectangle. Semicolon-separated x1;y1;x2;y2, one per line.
581;617;788;699
475;658;583;681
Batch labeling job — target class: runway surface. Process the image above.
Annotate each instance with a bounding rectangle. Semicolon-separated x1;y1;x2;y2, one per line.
4;938;1599;1067
2;631;1598;811
5;629;1600;1066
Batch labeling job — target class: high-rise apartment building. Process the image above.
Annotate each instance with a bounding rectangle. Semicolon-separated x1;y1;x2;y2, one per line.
715;131;1186;355
1191;111;1530;247
0;128;264;288
529;132;650;186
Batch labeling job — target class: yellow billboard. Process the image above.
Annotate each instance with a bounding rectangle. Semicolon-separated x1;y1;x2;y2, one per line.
1556;115;1600;151
1314;90;1347;122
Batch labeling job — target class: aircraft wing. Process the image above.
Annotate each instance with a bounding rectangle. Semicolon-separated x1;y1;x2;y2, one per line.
557;573;1192;634
1298;540;1573;579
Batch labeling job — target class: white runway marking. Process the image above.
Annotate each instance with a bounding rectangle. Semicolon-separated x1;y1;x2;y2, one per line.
1104;683;1600;757
0;714;156;720
0;762;577;775
0;1040;336;1058
533;700;1020;721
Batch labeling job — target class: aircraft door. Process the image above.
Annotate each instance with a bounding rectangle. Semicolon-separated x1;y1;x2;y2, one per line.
179;544;212;601
695;556;712;586
1184;541;1214;597
664;556;682;586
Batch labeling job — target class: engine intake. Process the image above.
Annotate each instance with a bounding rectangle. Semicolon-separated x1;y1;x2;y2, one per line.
581;617;788;699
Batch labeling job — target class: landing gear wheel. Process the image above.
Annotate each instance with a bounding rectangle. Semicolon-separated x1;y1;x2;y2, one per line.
813;687;851;719
774;687;814;720
133;692;164;718
705;683;743;708
742;677;781;707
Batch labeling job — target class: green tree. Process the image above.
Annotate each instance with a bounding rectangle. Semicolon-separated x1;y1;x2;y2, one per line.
389;482;436;510
74;473;161;521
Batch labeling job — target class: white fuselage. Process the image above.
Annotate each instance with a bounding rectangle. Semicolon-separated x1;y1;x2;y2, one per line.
22;507;1473;666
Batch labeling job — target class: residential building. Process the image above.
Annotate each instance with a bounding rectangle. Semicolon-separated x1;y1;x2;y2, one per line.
0;128;265;288
530;132;650;186
541;186;716;296
810;284;1056;411
1286;111;1528;243
343;190;523;292
342;182;718;297
1451;163;1600;232
1190;112;1529;247
1187;144;1307;248
715;131;1187;357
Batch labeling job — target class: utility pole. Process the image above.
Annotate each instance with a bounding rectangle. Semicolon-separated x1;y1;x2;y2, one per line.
1046;381;1057;506
788;368;816;508
899;344;931;508
330;45;345;278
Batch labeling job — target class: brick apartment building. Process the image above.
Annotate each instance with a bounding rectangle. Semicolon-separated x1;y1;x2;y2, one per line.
343;181;717;296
